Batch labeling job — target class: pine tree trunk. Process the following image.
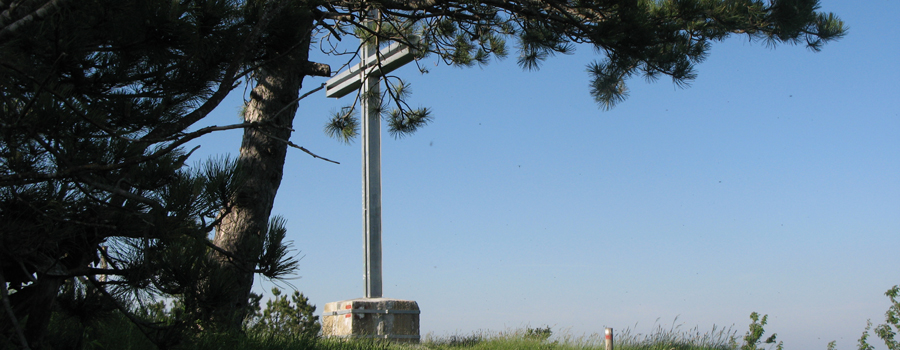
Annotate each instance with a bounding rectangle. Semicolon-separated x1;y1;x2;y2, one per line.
207;7;320;329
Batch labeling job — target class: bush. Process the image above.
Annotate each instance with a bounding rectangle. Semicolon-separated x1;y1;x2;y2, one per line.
244;287;321;339
858;285;900;350
741;312;782;350
524;326;553;342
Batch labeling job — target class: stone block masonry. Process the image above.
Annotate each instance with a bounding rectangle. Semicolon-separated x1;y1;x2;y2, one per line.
322;298;420;342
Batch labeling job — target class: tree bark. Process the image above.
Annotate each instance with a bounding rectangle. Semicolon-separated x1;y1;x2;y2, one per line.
207;7;318;330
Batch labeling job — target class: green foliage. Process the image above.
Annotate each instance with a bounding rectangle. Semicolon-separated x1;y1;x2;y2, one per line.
442;334;485;347
324;0;846;145
245;287;321;339
31;314;813;350
857;321;876;350
524;326;553;342
43;311;158;350
0;0;300;346
386;107;433;139
383;80;433;139
741;312;782;350
858;285;900;350
610;321;736;350
412;0;845;110
324;107;360;144
417;324;739;350
33;286;320;349
315;337;395;350
257;217;302;281
183;329;320;350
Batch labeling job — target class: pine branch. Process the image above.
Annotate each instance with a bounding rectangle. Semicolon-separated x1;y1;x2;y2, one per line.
11;192;118;229
140;0;292;142
0;122;253;186
41;267;129;279
77;176;164;212
85;277;182;335
0;0;68;44
254;128;340;165
268;83;327;122
0;271;30;350
294;145;340;164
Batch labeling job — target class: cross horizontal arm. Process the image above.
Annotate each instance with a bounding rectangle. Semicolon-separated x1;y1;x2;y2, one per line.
325;39;418;99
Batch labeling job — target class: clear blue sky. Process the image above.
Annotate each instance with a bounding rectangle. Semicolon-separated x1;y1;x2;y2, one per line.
189;2;899;349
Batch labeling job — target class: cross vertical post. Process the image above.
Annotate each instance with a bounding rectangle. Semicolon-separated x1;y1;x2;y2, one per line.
360;31;383;299
324;18;418;299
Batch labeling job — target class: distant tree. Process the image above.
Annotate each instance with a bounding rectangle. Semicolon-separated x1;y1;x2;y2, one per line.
0;0;300;347
858;285;900;350
741;312;782;350
244;287;320;339
211;0;846;329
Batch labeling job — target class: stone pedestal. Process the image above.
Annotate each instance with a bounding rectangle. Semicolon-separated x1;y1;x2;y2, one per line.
322;298;420;342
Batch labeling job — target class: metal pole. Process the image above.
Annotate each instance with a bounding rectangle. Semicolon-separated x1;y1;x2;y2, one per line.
361;10;383;299
605;328;614;350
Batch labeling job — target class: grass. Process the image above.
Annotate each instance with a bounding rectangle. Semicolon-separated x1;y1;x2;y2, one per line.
24;310;763;350
413;324;739;350
611;323;738;350
33;324;745;350
27;324;748;350
296;323;741;350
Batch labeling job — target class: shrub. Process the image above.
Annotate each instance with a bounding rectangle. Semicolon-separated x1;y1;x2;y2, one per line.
858;285;900;350
524;326;553;342
244;287;321;339
741;312;782;350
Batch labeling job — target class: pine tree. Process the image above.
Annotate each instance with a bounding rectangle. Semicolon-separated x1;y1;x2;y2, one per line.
0;0;299;347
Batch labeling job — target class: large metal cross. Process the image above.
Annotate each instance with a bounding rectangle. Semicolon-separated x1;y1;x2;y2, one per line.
325;34;417;299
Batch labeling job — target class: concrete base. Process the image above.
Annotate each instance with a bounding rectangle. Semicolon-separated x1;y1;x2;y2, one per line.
322;298;420;342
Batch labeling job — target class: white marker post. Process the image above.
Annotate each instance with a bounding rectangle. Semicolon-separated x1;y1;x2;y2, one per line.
605;328;614;350
325;29;417;299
